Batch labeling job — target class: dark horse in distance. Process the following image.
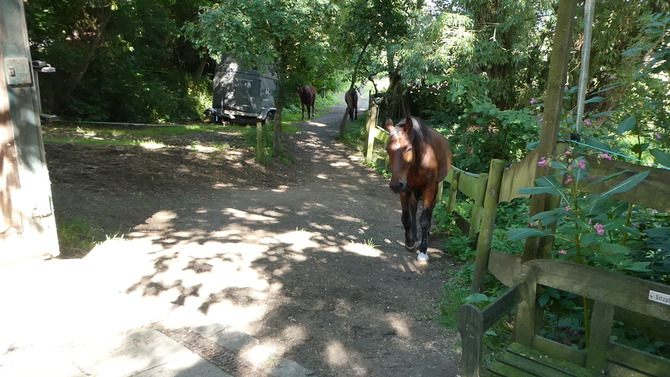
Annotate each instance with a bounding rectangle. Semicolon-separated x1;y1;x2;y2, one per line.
296;84;316;120
385;117;452;261
345;87;358;121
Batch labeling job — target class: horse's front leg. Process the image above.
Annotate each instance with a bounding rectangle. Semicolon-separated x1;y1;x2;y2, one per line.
417;185;438;261
400;191;419;250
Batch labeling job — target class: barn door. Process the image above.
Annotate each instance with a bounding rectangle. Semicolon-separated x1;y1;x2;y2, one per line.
0;0;59;263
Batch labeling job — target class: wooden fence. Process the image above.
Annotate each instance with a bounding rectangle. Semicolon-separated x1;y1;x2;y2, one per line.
364;103;670;293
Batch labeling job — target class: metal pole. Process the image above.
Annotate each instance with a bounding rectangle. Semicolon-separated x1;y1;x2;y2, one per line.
575;0;596;134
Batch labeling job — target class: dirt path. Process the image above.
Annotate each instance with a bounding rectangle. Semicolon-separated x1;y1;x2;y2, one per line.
46;98;462;376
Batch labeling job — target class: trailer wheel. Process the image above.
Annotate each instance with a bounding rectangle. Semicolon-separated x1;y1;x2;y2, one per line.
264;110;276;125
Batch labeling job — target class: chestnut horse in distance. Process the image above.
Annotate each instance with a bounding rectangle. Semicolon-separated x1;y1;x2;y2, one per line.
385;117;452;262
296;84;316;120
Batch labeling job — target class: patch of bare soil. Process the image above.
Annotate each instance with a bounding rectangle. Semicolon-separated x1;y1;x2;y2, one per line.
44;101;462;377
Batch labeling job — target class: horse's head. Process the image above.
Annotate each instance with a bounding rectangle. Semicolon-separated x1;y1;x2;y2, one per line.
385;118;416;193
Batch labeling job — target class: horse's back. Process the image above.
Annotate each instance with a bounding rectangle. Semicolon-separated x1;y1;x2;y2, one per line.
420;119;452;182
299;85;316;105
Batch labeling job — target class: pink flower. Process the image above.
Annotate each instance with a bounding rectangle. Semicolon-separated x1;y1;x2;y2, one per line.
537;157;549;167
558;249;567;255
564;150;573;157
656;133;663;140
564;174;573;185
564;206;571;212
584;119;593;126
530;98;537;104
598;153;613;160
579;159;587;170
594;223;605;235
529;220;539;228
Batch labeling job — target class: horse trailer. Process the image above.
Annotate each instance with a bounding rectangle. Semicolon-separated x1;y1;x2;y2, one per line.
205;58;277;125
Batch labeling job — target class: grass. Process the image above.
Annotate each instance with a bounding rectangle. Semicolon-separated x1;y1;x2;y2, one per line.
56;218;101;258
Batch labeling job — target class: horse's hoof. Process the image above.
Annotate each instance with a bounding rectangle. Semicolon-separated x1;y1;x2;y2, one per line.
417;252;429;262
405;240;419;251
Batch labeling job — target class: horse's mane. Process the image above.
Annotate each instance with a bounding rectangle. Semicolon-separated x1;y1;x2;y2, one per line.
409;117;428;149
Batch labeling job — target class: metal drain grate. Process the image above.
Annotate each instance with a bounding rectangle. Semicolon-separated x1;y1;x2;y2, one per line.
154;324;270;377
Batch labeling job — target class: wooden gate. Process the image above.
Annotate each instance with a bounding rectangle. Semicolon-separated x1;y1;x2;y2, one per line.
1;0;59;263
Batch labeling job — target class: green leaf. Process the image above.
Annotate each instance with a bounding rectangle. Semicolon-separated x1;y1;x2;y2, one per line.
585;96;605;104
623;261;651;273
551;161;568;170
600;170;650;197
650;149;670;168
465;293;490;304
631;143;649;154
506;228;551;241
617;116;636;134
592;243;631;255
603;218;626;231
538;294;550;307
587;170;630;186
645;227;670;237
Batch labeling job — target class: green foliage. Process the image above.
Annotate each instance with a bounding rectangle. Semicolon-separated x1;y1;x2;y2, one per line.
504;147;670;283
26;0;211;123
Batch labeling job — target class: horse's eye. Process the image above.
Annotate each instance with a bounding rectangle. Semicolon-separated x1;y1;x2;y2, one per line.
405;147;412;153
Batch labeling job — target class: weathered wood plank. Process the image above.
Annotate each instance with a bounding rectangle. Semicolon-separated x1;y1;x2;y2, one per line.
487;359;537;377
586;301;614;371
498;346;592;377
607;343;670;377
532;335;587;367
457;168;488;202
458;304;484;377
525;260;670;321
580;155;670;213
487;250;522;288
481;283;523;330
499;147;539;203
506;343;594;377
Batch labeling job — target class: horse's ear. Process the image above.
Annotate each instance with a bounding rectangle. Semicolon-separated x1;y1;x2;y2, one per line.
384;119;395;133
403;117;414;134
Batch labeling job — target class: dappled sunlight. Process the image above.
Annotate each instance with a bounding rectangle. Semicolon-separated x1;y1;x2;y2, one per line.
139;140;166;150
325;340;367;375
271;185;290;192
325;340;349;367
223;208;277;223
274;230;319;254
387;315;412;339
343;242;382;257
330;161;352;168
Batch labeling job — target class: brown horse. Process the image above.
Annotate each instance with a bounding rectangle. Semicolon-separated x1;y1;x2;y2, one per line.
345;88;358;121
385;117;452;261
296;84;316;120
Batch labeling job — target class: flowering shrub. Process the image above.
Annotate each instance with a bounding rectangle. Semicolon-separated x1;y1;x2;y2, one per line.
505;149;652;273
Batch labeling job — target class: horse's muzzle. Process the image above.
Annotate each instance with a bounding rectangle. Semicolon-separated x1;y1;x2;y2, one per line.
389;181;406;193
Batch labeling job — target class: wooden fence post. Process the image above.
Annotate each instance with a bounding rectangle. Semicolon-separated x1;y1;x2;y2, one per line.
256;121;263;160
445;169;460;214
471;159;505;293
468;172;488;240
